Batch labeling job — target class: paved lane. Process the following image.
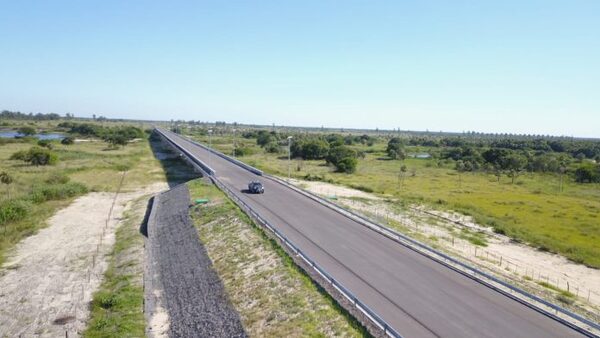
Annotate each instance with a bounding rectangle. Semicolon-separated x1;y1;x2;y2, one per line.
160;129;585;338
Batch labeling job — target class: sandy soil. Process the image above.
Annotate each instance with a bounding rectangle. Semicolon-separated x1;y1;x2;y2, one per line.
0;182;167;337
288;178;380;200
287;178;600;313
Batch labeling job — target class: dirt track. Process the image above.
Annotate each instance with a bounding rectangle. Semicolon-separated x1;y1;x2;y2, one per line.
0;182;166;337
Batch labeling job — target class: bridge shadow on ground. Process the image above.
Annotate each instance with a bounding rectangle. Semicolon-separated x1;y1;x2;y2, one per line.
141;135;202;237
149;135;202;188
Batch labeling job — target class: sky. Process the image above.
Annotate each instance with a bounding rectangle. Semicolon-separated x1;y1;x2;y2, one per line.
1;1;599;137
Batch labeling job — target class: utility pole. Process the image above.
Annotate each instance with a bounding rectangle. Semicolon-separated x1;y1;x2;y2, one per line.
232;128;236;158
287;136;293;182
208;129;213;168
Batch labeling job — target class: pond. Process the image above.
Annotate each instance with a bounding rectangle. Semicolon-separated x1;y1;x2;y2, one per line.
0;131;65;140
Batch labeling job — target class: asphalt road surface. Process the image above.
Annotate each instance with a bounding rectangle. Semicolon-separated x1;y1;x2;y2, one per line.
159;129;585;338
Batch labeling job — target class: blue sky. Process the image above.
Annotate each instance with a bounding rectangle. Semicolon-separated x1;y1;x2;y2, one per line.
1;1;599;137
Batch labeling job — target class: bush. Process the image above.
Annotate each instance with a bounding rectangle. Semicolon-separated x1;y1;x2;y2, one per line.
46;173;70;184
10;150;30;161
326;145;358;173
28;147;58;165
0;199;33;225
28;182;88;203
61;136;75;145
11;147;58;165
233;147;255;156
18;126;36;136
37;139;54;149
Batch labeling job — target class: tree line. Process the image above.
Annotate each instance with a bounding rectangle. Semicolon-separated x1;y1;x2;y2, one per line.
241;130;376;173
58;122;145;147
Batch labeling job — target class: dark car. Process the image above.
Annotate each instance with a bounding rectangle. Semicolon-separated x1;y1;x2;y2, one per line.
248;181;265;194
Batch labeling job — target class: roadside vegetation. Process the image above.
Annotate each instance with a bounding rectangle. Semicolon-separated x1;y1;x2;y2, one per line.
0;115;166;266
188;179;366;337
83;195;150;338
177;124;600;268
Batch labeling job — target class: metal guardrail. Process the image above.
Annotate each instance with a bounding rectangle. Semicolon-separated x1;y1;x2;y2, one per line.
155;129;216;176
186;138;264;176
210;177;403;338
154;128;402;338
268;176;600;338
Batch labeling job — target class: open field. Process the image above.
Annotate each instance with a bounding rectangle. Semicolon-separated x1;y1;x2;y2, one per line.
186;132;600;268
0;127;169;266
188;179;365;337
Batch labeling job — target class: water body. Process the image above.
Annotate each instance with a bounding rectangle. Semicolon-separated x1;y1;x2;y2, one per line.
0;131;65;140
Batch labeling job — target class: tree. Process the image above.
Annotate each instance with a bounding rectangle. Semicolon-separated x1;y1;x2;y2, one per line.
17;126;36;136
28;147;58;166
326;146;358;173
398;164;407;188
455;160;466;188
504;153;527;184
104;134;128;148
387;138;406;160
574;164;599;183
61;137;75;145
301;139;329;160
0;171;13;199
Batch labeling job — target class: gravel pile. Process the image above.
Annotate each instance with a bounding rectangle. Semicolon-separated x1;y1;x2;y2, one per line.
146;183;246;338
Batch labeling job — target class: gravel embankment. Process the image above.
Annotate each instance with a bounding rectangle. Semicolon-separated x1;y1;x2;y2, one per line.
145;183;246;338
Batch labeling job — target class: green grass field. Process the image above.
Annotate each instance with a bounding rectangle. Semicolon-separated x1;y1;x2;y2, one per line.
187;132;600;268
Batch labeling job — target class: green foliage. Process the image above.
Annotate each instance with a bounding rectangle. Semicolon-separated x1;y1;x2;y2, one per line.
1;110;61;120
45;173;70;184
28;182;88;204
37;139;54;149
61;136;75;145
9;150;30;161
233;146;255;156
574;163;599;183
387;137;406;160
0;199;32;225
292;138;330;160
11;147;58;166
17;126;36;136
0;171;13;185
327;146;358;173
28;147;58;165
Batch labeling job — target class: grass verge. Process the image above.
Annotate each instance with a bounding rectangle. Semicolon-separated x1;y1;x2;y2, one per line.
83;195;149;338
188;179;367;337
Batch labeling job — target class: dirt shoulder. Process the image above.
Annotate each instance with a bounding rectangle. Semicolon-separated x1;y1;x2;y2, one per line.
0;182;166;337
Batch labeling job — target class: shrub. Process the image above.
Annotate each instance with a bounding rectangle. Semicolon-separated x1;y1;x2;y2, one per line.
326;145;358;173
0;199;33;225
28;182;87;203
28;147;58;165
61;136;75;145
37;139;54;149
233;147;255;156
10;150;30;161
46;173;70;184
17;126;36;136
